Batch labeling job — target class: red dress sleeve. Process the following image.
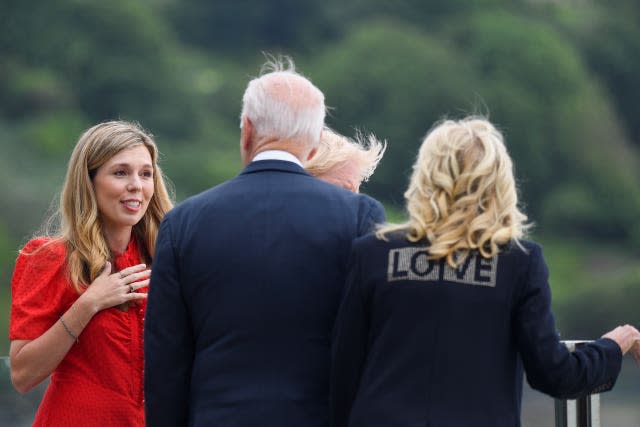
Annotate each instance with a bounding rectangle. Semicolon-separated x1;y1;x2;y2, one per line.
9;237;75;340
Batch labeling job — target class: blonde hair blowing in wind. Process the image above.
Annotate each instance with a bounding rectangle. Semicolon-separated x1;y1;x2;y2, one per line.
377;117;529;267
55;121;174;292
305;128;386;187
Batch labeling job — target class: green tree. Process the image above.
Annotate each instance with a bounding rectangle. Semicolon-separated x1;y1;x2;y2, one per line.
311;20;478;202
551;2;640;145
446;11;640;244
165;0;335;54
0;0;203;138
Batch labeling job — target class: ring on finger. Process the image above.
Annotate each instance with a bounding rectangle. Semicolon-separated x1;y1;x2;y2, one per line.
128;284;133;293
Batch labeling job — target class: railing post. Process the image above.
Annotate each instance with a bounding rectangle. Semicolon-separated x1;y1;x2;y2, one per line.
554;341;600;427
554;398;568;427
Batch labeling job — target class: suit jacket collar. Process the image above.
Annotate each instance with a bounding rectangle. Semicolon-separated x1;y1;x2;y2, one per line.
239;159;311;177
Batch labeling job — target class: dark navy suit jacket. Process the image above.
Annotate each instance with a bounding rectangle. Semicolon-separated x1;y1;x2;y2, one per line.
330;233;622;427
144;160;385;427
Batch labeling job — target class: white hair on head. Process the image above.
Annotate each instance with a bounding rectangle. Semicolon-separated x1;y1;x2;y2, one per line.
241;55;326;146
259;54;295;74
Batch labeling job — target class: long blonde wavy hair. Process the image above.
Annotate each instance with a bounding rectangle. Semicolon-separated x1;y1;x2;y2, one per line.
377;117;530;267
51;121;173;292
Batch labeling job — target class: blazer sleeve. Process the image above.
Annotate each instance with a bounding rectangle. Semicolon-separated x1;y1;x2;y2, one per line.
144;218;194;426
514;244;622;399
357;196;385;236
330;244;371;427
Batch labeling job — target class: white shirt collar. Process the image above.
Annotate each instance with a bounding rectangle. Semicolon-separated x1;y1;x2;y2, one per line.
252;150;303;167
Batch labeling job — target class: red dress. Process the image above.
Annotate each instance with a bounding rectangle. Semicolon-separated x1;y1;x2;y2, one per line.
10;237;146;427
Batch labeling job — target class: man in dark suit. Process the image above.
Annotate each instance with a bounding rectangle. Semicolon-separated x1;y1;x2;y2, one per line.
144;58;385;427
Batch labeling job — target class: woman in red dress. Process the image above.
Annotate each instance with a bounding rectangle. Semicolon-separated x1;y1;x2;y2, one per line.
9;121;173;426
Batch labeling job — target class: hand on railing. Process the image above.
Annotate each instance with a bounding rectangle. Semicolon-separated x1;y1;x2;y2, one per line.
601;324;640;366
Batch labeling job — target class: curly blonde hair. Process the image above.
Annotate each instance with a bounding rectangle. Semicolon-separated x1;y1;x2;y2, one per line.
377;117;530;267
49;121;174;292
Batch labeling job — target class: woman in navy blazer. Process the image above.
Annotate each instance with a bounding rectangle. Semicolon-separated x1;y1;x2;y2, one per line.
330;116;640;427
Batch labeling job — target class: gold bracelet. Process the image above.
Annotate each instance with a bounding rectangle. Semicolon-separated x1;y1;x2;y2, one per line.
59;316;79;342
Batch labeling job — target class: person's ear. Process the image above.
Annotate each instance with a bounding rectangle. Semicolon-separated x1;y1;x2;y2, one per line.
306;147;318;161
240;116;255;165
240;116;254;152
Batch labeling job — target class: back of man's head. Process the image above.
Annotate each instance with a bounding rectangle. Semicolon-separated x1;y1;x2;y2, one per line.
241;57;325;147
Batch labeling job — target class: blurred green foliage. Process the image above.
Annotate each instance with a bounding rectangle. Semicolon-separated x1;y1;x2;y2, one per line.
312;20;479;200
538;236;640;339
1;0;639;354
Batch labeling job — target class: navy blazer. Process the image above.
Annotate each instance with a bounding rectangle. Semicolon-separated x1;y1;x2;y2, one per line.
330;233;622;427
144;160;385;427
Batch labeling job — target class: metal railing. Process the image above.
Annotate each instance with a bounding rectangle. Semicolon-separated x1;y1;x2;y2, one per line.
554;341;600;427
555;395;600;427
